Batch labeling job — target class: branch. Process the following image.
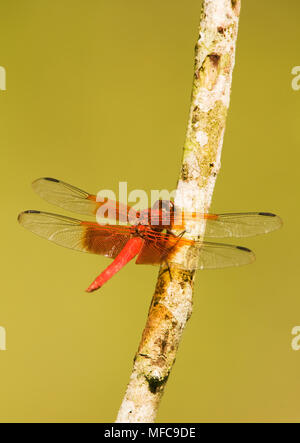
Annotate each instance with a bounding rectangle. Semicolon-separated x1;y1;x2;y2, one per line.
116;0;241;423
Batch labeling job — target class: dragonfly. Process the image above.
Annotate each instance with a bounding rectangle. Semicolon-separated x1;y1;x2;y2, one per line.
18;178;283;292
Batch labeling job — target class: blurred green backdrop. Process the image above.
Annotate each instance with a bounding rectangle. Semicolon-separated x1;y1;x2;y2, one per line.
0;0;299;423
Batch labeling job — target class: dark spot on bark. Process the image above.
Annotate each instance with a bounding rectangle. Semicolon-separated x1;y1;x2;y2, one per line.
194;64;204;79
231;0;240;15
161;339;167;353
181;163;189;181
139;353;150;359
155;275;168;295
154;332;170;359
209;163;214;167
153;356;166;368
172;320;178;329
180;271;194;284
217;26;225;34
192;106;201;124
209;53;220;67
145;374;169;395
161;331;169;354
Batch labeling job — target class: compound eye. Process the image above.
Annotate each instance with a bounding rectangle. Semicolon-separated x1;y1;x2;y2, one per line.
159;200;167;211
161;200;174;212
151;200;159;210
152;200;174;214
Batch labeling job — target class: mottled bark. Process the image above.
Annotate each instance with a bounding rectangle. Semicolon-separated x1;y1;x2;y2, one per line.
116;0;241;423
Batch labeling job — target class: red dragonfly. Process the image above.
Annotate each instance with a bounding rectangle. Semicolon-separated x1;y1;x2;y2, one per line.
18;178;282;292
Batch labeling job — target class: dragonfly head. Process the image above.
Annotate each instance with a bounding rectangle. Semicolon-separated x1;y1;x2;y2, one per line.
151;200;175;228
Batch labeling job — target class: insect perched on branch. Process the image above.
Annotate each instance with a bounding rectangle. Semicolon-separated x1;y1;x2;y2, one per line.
18;178;282;292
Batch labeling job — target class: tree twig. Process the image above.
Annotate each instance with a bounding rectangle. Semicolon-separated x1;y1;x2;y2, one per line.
116;0;241;423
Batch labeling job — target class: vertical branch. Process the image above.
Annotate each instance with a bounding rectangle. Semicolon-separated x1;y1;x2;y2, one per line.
116;0;241;423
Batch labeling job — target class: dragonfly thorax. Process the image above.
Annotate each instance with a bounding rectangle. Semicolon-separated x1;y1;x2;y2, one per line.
132;224;155;239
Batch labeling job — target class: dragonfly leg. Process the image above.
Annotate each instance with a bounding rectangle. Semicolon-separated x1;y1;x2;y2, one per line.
167;229;186;239
159;261;173;281
166;261;173;281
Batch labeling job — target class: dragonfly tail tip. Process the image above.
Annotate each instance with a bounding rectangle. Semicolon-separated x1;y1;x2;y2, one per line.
86;283;102;293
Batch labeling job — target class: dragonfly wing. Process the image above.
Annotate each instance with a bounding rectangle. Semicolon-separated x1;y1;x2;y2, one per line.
203;212;283;238
32;177;133;221
136;231;180;265
18;211;132;258
167;240;256;270
135;229;255;270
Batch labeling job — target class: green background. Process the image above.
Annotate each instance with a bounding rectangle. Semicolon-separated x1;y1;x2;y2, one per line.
0;0;299;422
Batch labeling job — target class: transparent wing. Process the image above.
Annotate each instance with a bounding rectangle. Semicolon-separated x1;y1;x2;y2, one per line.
32;177;133;220
172;211;283;238
168;240;256;270
18;210;132;258
135;229;256;270
204;212;282;238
